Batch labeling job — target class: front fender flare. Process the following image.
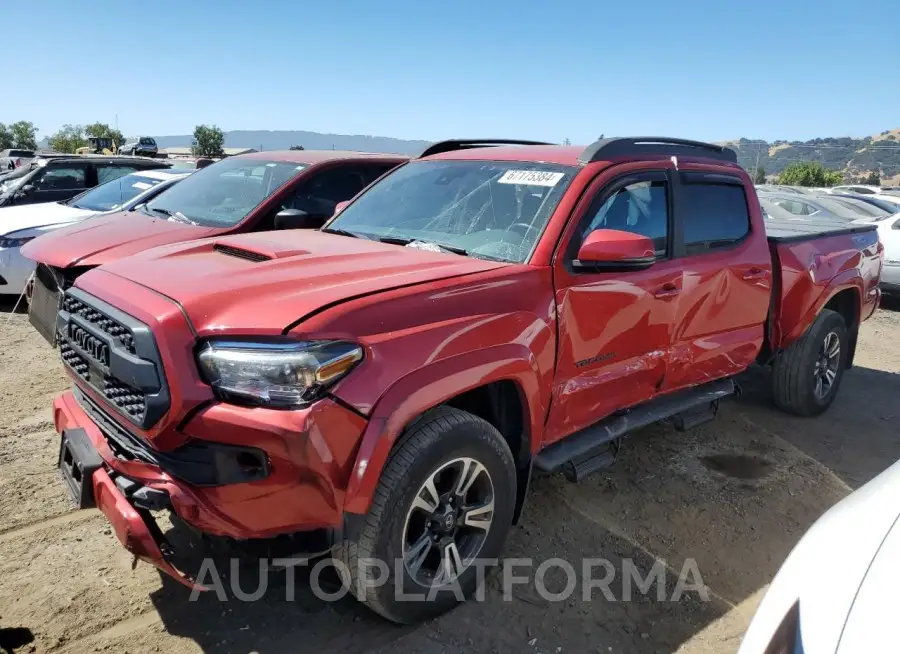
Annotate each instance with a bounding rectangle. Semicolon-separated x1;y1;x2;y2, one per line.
341;343;547;515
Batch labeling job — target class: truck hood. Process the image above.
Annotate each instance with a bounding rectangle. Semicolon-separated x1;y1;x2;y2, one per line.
0;201;95;236
20;210;219;268
90;230;508;335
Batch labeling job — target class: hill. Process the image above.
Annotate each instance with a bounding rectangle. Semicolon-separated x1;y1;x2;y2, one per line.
151;130;431;155
722;128;900;183
137;126;900;184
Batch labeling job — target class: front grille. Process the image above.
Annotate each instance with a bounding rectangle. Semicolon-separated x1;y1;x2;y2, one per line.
63;295;136;353
57;288;169;429
102;378;147;419
60;340;89;379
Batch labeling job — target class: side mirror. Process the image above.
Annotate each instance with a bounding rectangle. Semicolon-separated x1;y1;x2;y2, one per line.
274;208;329;230
20;184;35;195
574;229;656;272
334;200;350;215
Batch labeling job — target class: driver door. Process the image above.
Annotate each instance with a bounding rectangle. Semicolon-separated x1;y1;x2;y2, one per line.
544;162;682;444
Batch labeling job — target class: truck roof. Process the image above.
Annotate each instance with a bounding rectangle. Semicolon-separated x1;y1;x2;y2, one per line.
238;150;409;165
421;137;739;167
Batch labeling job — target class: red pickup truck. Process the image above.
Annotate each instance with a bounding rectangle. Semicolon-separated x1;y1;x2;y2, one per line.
20;149;406;322
43;138;882;624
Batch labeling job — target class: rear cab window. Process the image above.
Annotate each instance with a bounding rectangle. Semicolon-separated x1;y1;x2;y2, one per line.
680;181;751;254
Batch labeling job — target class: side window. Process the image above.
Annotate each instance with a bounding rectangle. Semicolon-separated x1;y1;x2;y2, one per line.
582;179;669;254
97;165;137;185
358;163;396;187
286;167;371;215
681;183;751;254
34;166;87;190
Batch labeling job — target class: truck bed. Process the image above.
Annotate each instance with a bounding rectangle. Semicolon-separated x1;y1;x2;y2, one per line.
765;218;878;243
766;218;882;350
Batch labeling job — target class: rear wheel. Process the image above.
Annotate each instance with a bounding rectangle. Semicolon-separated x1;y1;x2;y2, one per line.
336;406;517;624
772;309;848;416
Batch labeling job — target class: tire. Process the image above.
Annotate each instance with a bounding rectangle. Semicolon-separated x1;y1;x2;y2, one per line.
335;406;517;624
772;308;848;416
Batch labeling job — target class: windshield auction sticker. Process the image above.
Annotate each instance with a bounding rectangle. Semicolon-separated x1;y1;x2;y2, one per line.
497;170;565;187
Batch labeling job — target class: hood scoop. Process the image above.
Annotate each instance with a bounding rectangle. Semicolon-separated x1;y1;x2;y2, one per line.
212;243;273;262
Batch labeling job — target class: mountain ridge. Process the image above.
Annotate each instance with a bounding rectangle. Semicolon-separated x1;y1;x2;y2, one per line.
147;127;900;183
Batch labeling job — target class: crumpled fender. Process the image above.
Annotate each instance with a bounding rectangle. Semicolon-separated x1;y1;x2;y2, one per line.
342;343;547;515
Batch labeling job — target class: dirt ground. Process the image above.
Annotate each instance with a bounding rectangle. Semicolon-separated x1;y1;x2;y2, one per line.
1;299;899;654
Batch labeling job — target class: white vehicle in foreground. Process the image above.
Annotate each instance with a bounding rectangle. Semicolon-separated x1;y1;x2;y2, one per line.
739;458;900;653
0;169;190;296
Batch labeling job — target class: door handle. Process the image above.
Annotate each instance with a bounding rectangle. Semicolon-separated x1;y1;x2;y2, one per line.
654;283;681;298
742;267;769;281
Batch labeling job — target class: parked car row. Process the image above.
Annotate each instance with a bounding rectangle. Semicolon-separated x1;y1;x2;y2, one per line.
0;155;171;209
6;138;883;630
755;184;900;296
0;168;190;297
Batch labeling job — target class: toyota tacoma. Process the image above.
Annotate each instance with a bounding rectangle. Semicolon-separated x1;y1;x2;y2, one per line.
44;137;882;624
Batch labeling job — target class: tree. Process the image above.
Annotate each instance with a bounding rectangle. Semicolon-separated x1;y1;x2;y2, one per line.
777;162;843;187
562;138;571;146
754;166;767;184
84;122;124;148
0;123;12;150
289;144;305;150
47;124;89;153
862;171;881;186
192;125;225;157
9;121;37;149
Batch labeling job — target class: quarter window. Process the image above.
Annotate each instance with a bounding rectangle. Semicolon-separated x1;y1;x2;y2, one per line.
583;180;669;254
681;183;751;253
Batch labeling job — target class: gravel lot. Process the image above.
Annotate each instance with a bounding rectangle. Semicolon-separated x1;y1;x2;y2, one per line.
2;298;899;654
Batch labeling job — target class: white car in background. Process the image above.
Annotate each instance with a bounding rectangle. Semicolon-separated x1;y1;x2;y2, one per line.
877;212;900;295
739;458;900;653
0;168;190;297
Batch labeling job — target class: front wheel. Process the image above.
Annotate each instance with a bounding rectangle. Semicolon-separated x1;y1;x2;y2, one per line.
336;406;517;624
772;308;848;416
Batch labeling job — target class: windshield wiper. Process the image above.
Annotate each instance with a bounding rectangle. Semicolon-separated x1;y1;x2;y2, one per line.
171;211;198;225
379;236;469;256
148;206;197;225
322;227;360;239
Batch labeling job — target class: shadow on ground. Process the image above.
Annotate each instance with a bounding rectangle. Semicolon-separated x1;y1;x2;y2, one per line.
0;296;26;314
148;481;729;653
138;354;900;653
737;364;900;489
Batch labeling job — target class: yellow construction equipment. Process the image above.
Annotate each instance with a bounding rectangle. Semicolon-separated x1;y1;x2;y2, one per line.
76;137;118;155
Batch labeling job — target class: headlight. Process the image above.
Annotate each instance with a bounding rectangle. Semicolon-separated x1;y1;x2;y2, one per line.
196;340;363;408
0;235;34;248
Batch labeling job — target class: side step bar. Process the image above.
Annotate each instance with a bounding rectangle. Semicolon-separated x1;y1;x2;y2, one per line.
535;378;736;474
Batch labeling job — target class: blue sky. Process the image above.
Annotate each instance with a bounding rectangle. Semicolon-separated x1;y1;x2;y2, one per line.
5;0;898;144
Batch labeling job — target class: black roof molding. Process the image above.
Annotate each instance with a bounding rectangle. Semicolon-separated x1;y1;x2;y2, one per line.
417;139;555;158
578;137;738;165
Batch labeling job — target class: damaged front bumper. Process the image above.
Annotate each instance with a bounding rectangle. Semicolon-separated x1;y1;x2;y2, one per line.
56;423;204;591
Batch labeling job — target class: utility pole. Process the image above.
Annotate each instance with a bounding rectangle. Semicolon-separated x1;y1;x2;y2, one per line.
754;140;763;182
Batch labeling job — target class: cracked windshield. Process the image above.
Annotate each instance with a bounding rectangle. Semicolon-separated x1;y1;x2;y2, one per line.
326;160;577;262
